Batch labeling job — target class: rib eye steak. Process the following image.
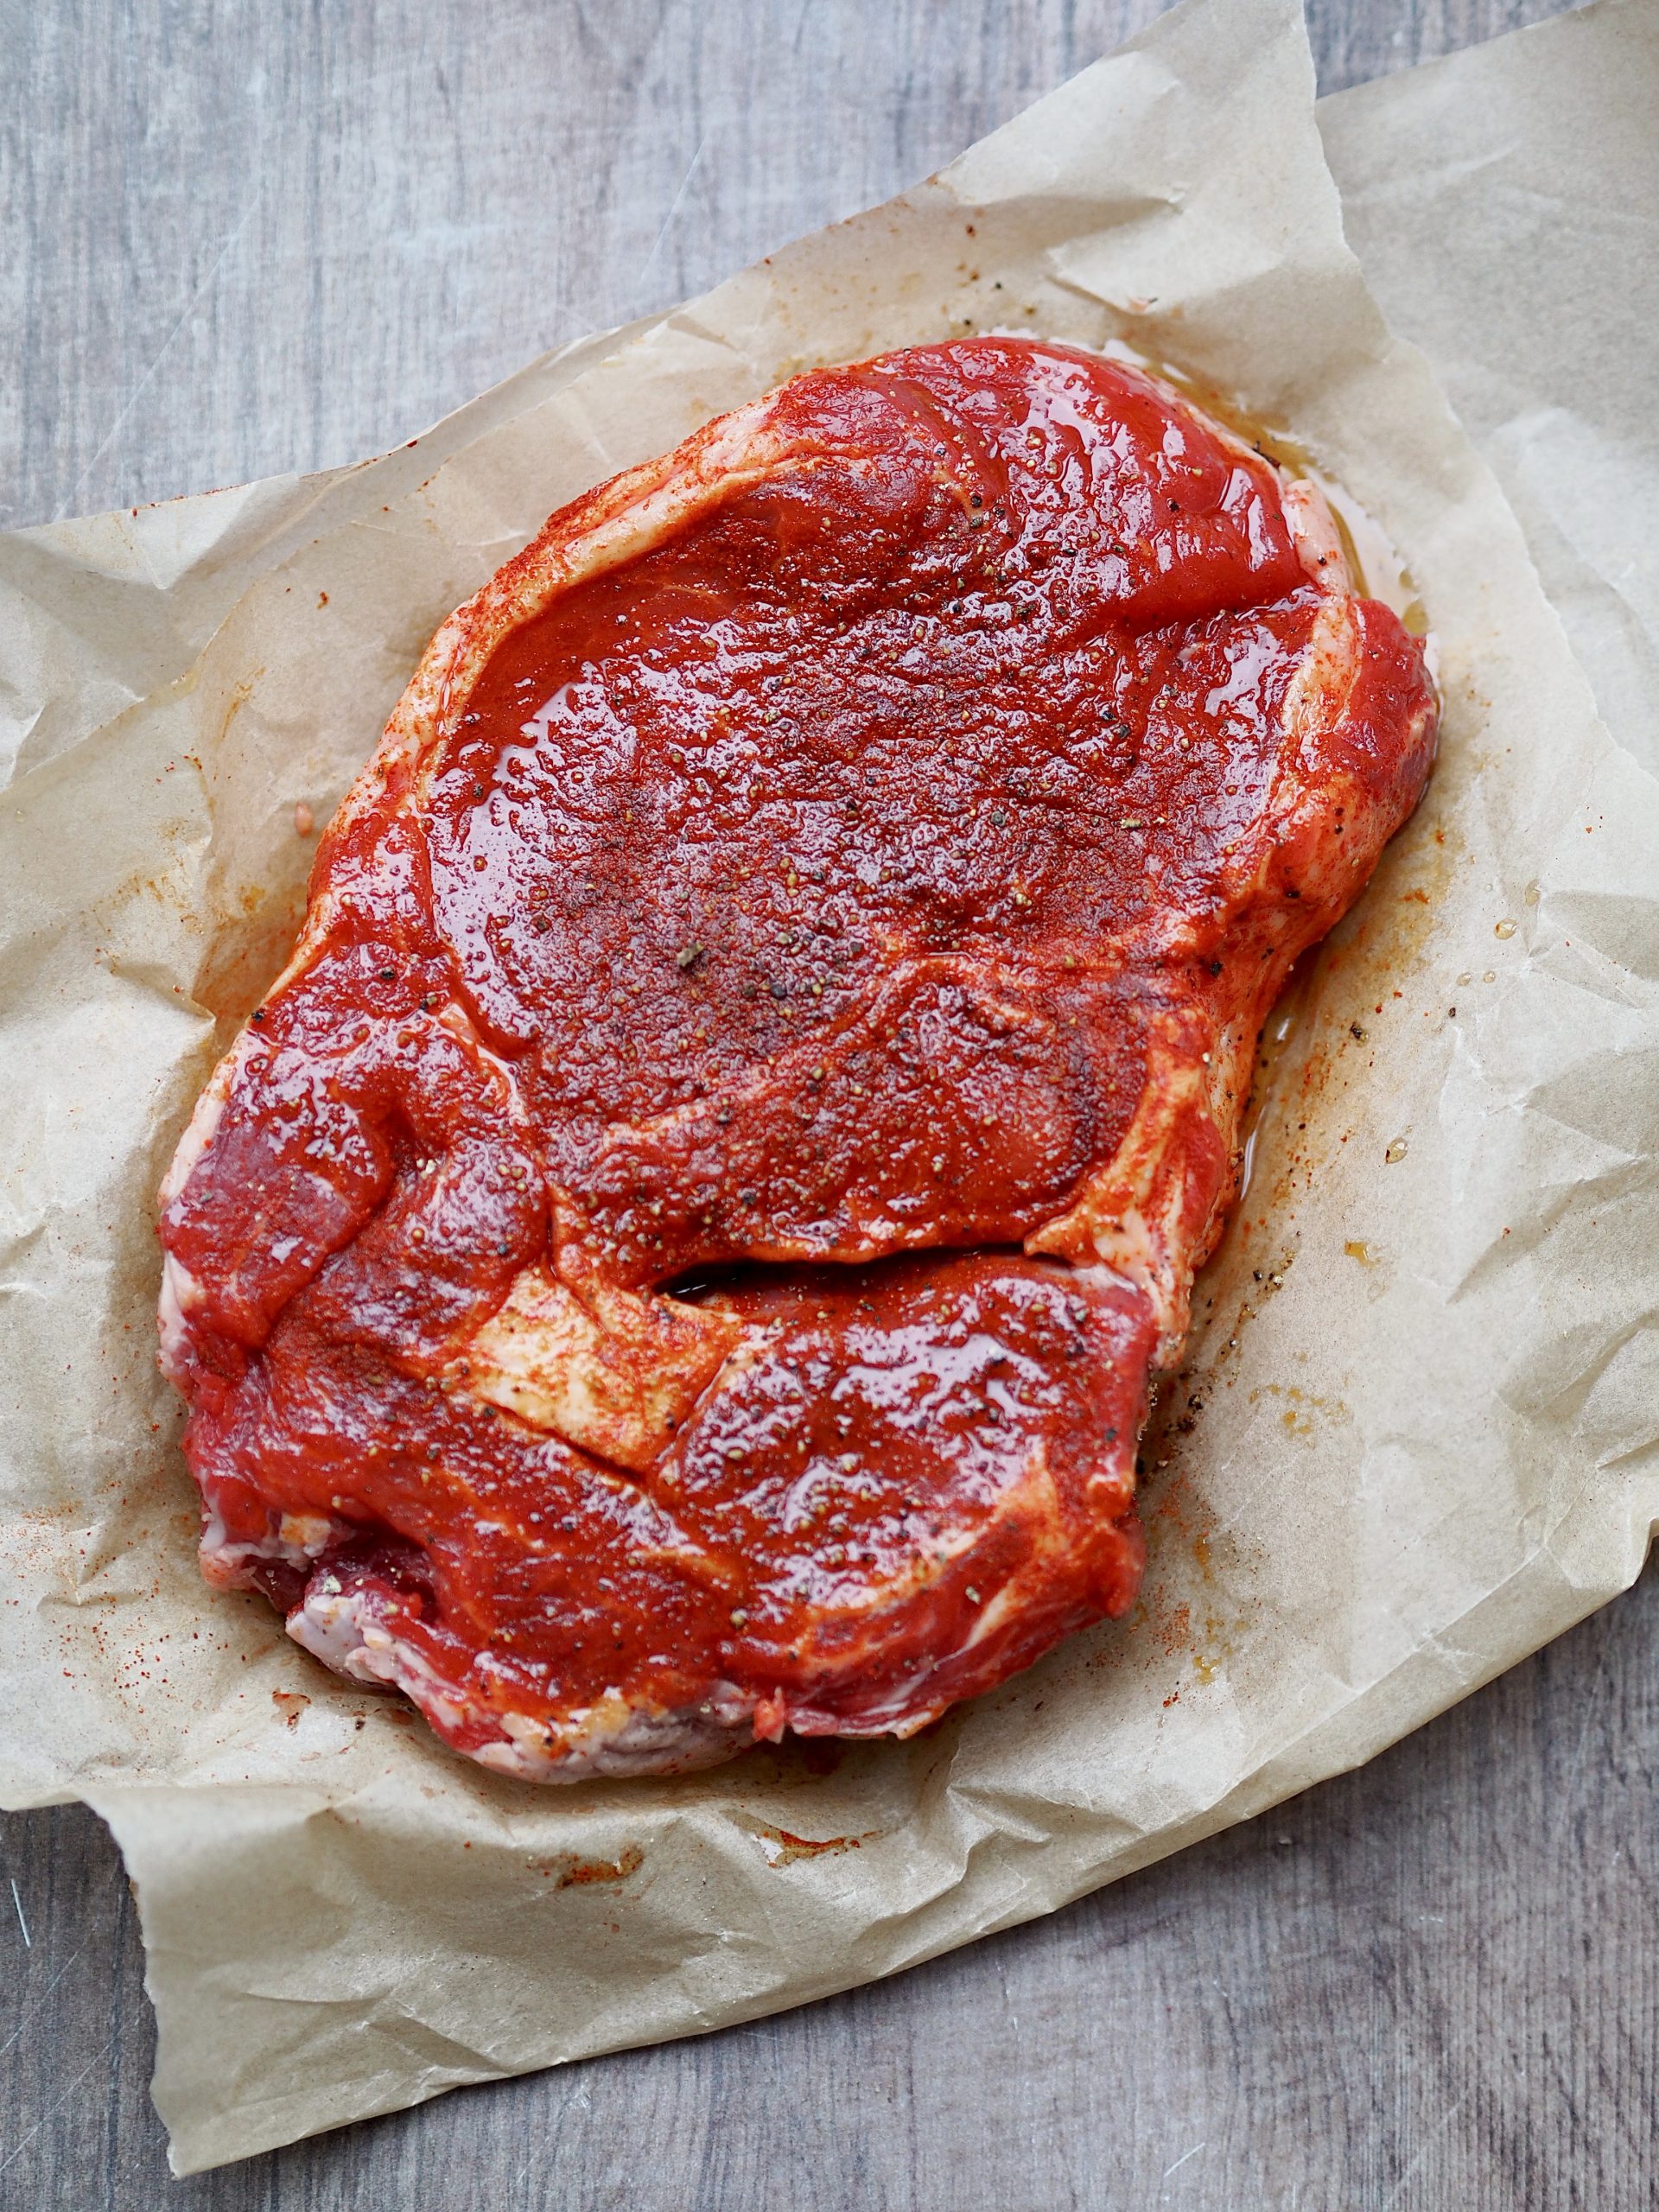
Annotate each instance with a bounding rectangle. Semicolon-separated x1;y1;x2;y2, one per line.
159;338;1438;1779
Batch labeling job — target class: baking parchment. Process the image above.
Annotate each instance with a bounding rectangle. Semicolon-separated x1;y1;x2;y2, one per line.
3;0;1656;2171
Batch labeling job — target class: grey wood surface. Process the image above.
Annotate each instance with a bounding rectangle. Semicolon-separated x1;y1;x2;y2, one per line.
1;2;1637;2207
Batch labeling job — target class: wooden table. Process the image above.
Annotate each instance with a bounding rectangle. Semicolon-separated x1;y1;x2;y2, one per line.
6;3;1645;2205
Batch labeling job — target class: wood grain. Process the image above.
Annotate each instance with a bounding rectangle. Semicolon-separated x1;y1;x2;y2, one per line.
0;0;1574;531
3;3;1639;2207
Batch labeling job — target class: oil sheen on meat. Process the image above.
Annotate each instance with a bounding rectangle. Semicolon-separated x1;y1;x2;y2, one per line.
157;338;1438;1780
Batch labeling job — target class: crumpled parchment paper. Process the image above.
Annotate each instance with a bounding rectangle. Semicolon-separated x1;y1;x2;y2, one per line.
3;0;1656;2171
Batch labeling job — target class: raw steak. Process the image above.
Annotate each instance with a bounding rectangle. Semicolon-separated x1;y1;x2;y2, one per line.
158;338;1437;1779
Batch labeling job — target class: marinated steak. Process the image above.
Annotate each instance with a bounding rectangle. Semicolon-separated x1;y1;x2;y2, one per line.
159;338;1437;1778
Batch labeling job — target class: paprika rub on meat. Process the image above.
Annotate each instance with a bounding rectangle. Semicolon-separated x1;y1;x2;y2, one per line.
158;338;1438;1779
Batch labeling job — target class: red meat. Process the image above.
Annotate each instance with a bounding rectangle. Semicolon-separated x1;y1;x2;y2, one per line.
158;338;1437;1778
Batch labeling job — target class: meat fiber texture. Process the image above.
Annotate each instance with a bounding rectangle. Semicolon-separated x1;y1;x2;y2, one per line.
3;0;1658;2171
156;339;1436;1782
